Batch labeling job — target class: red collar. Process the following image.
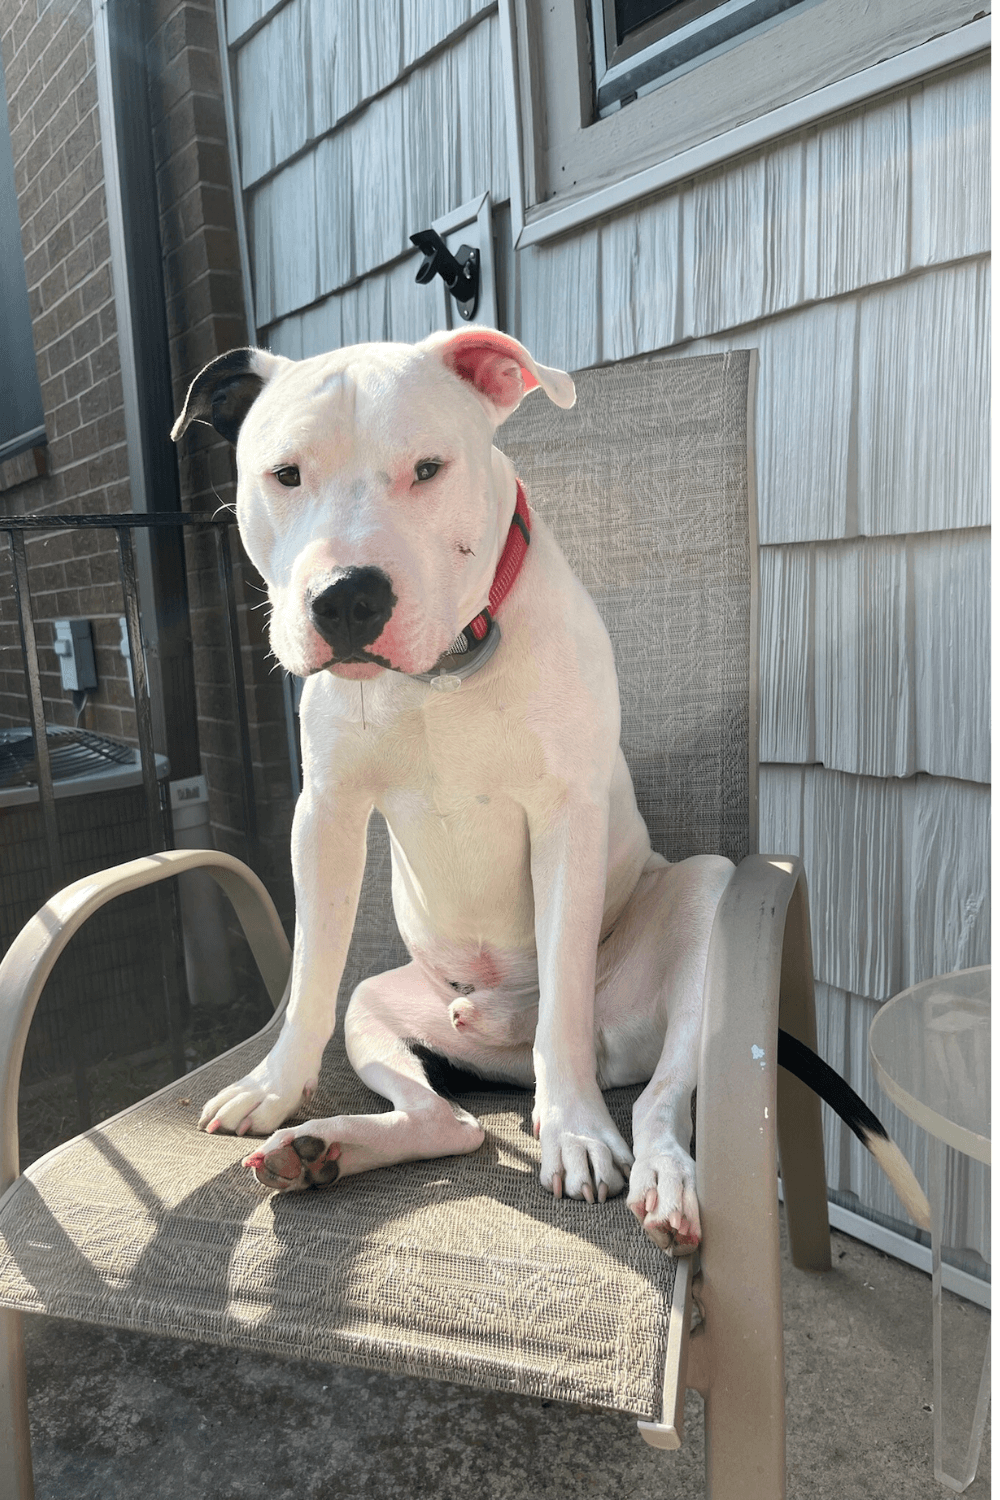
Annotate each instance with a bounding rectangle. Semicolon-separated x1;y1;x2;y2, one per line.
467;481;531;642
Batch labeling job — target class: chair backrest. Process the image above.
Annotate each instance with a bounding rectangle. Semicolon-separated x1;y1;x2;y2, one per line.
338;351;759;1004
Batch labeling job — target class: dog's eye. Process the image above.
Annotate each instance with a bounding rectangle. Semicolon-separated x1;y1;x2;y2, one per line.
414;460;441;483
273;465;300;487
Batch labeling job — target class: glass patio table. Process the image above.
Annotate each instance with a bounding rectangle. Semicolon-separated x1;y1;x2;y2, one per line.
869;966;990;1493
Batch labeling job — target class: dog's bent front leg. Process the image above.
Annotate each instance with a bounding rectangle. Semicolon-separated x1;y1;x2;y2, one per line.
244;963;487;1192
529;796;633;1202
199;788;372;1136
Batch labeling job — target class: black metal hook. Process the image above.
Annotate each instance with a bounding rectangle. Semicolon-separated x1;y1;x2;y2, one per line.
410;228;480;322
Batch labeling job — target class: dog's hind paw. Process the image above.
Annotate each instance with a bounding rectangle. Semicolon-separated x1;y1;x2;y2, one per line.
243;1132;341;1192
627;1150;701;1255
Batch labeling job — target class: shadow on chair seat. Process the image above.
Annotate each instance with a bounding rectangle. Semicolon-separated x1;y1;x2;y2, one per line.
0;1021;677;1420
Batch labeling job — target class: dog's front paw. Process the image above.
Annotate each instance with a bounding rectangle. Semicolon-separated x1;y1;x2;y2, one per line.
627;1147;701;1254
198;1041;321;1137
536;1095;633;1203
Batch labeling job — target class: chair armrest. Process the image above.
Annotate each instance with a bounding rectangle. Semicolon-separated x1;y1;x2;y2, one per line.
684;855;829;1488
0;849;292;1193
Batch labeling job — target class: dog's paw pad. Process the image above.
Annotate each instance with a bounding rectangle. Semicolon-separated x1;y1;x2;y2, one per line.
244;1134;341;1192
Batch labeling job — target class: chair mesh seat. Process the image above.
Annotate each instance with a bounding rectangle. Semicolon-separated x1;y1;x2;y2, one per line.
0;1024;674;1417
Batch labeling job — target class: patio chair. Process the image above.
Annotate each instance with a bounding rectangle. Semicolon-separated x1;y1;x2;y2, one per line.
0;350;831;1499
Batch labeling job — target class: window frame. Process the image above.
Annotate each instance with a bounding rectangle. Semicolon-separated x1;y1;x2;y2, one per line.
592;0;807;118
499;0;990;248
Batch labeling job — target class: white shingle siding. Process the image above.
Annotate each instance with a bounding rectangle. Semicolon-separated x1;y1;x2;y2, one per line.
234;0;497;183
226;0;286;48
264;257;444;361
761;767;990;1000
856;261;990;535
761;530;989;782
515;229;603;377
226;6;989;1267
911;530;990;783
599;197;683;361
910;62;991;267
244;10;507;328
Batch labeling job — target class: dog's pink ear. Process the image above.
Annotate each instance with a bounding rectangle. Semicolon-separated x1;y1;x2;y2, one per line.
422;328;576;423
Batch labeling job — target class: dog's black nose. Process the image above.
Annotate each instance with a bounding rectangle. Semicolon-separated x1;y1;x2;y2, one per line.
309;568;396;655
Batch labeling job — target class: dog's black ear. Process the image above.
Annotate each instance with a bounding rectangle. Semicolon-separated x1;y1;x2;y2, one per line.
171;347;279;445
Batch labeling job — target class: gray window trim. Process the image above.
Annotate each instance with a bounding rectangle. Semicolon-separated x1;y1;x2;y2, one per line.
592;0;807;116
499;1;989;249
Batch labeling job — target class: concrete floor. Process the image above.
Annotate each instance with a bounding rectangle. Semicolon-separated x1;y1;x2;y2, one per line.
21;1212;989;1500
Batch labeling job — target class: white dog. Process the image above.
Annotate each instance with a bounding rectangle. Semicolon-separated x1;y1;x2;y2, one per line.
172;328;927;1252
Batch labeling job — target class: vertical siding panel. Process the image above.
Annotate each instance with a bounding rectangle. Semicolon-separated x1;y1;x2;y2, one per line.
227;0;285;46
247;182;276;329
856;260;990;535
356;0;402;100
314;132;357;296
814;539;914;779
662;302;857;543
309;0;362;138
758;763;805;859
516;231;601;372
401;0;469;66
247;154;321;326
762;534;988;786
351;92;408;276
297;294;344;358
386;256;445;344
958;1159;991;1266
455;14;509;207
758;545;814;764
682;158;766;337
762;137;805;314
337;272;391;347
402;51;460;240
814;981;852;1193
803;97;909;302
802;768;909;999
753;302;856;544
599;196;681;360
903;776;991;987
911;529;990;783
262;311;304;359
911;60;990;267
235;2;312;187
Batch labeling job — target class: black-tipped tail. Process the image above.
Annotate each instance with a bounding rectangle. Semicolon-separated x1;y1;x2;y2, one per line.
777;1029;931;1230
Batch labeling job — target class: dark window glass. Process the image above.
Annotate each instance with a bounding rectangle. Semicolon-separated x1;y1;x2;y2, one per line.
614;0;689;45
0;67;45;463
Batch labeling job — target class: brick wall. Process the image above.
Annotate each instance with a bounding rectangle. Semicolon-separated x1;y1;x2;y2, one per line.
0;0;295;932
145;0;295;923
0;0;135;740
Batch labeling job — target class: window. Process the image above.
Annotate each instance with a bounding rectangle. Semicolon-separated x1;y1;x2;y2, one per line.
592;0;805;116
0;65;45;464
500;0;987;245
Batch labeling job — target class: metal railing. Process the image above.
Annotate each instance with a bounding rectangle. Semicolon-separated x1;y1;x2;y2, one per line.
2;511;257;1128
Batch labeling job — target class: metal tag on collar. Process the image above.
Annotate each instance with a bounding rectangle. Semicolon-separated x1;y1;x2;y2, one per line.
412;616;502;690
